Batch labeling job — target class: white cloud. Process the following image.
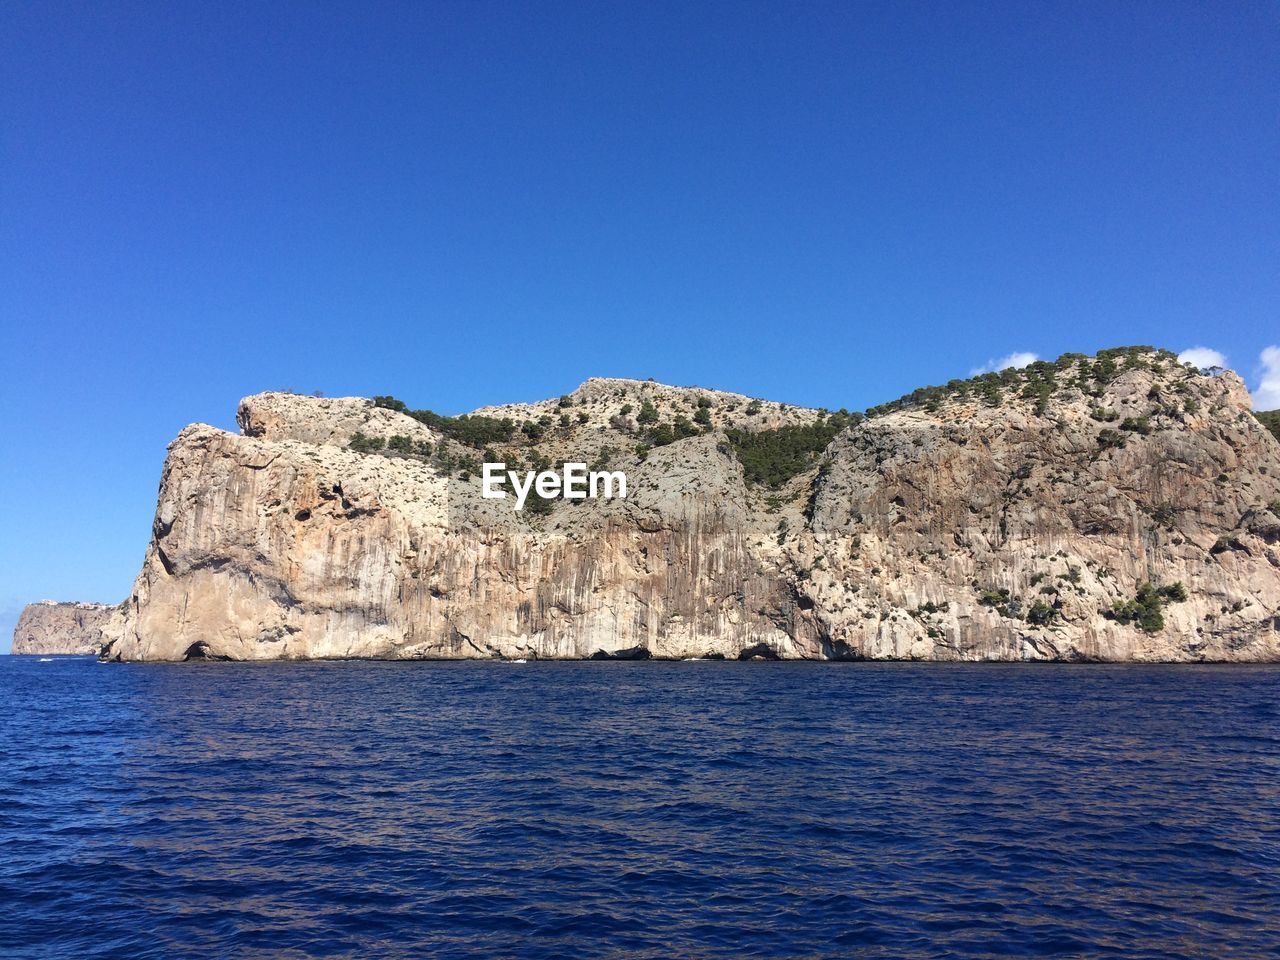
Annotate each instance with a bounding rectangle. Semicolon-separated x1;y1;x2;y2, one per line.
1177;346;1228;371
1252;345;1280;411
969;352;1039;376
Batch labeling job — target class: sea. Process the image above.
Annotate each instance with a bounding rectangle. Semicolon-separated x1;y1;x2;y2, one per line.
2;656;1277;958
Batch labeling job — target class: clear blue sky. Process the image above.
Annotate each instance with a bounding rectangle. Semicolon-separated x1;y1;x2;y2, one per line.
2;1;1277;650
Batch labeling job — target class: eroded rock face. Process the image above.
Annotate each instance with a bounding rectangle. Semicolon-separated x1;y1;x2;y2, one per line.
236;393;443;448
101;355;1280;662
13;601;115;656
804;371;1280;661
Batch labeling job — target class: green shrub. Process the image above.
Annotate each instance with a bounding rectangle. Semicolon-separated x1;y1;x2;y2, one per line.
1256;410;1280;442
725;412;854;487
590;446;616;472
1026;599;1058;626
636;401;659;425
1108;581;1187;633
646;416;701;447
349;432;384;453
524;492;555;516
863;347;1178;420
978;588;1013;617
1097;429;1126;450
408;409;516;447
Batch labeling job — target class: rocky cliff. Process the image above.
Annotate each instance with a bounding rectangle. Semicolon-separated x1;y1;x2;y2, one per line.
13;601;115;655
100;349;1280;662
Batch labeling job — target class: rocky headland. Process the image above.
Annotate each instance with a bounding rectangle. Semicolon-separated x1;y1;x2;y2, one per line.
12;601;116;656
29;346;1280;663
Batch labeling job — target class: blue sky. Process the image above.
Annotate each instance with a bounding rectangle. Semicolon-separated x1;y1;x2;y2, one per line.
1;1;1277;650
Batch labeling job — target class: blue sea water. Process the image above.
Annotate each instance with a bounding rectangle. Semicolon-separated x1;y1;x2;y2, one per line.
1;657;1278;959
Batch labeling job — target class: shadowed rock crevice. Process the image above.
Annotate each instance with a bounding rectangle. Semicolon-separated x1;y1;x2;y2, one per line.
589;646;652;660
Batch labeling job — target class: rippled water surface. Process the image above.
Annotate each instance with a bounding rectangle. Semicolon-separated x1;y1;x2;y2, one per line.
2;657;1278;958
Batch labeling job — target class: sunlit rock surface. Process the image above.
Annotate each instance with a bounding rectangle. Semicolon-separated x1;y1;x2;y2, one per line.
13;602;114;656
100;355;1280;662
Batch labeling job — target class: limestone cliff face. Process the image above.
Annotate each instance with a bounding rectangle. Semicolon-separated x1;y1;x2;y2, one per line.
13;601;115;655
101;354;1280;662
101;423;805;661
804;370;1280;661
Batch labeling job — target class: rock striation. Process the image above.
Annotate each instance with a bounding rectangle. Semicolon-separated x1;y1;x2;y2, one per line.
13;601;115;656
98;351;1280;662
